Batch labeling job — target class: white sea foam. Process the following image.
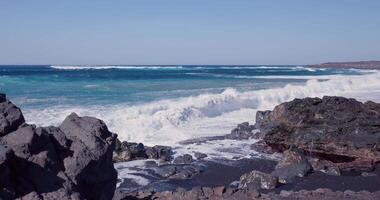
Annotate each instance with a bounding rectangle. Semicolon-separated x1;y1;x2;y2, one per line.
23;71;380;148
50;65;183;70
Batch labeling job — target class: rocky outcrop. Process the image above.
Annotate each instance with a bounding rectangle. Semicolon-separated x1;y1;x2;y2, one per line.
255;96;380;171
113;139;172;162
0;95;117;199
225;122;257;140
0;93;25;136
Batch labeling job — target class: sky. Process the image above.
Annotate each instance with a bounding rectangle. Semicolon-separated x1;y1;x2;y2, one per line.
0;0;380;65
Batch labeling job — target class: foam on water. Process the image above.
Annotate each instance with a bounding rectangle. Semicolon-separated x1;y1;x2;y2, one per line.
22;71;380;147
50;65;184;70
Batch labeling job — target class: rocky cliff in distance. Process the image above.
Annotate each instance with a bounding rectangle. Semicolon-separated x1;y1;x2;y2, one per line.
0;93;117;200
308;60;380;69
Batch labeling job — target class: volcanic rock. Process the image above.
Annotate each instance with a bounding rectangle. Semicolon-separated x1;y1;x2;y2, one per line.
255;96;380;170
0;93;25;136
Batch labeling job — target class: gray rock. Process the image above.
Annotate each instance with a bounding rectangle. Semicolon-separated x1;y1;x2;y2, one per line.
0;95;117;199
173;154;193;164
0;97;25;136
239;170;278;190
271;150;312;184
155;165;178;178
60;113;117;200
225;122;256;140
194;152;207;160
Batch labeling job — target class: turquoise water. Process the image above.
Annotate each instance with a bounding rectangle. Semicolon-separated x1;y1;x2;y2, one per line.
1;65;378;146
0;65;362;108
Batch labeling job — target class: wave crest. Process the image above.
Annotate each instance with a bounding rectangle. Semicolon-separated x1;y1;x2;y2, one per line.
23;71;380;146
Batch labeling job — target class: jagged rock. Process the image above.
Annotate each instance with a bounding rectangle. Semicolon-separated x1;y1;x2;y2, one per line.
0;144;15;199
113;139;173;162
194;152;207;160
239;170;278;190
173;154;193;164
59;113;117;200
225;122;257;140
255;96;380;171
155;165;178;178
0;94;25;136
0;95;118;199
271;150;312;183
145;145;172;161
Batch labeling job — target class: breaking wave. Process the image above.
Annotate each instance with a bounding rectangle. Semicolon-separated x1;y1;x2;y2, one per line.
50;65;184;70
23;71;380;146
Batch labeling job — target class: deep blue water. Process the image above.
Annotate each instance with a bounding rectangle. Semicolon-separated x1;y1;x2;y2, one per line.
0;65;362;109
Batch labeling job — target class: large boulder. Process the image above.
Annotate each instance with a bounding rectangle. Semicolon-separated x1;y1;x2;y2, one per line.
59;113;117;200
255;96;380;169
0;95;118;199
0;93;25;136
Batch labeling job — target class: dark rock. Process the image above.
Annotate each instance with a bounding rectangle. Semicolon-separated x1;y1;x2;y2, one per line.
0;93;6;102
250;140;275;154
59;113;117;200
173;154;193;164
255;96;380;171
0;106;117;199
194;152;207;160
145;160;158;168
0;144;15;199
271;150;312;183
239;170;278;190
0;97;25;136
155;165;178;178
308;158;341;176
225;122;256;140
145;145;172;161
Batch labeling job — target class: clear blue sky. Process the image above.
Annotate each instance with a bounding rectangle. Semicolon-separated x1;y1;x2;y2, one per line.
1;0;379;65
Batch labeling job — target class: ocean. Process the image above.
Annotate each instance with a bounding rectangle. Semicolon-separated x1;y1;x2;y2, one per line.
3;65;380;190
1;65;379;148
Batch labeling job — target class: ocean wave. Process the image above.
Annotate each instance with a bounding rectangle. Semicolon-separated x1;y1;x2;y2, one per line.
50;65;184;70
23;71;380;146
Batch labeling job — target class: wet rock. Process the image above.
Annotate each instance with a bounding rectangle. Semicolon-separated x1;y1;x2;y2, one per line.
155;165;178;178
146;145;172;161
194;152;207;160
272;150;312;183
173;154;193;164
0;95;25;136
145;160;158;168
239;170;278;190
256;96;380;171
225;122;256;140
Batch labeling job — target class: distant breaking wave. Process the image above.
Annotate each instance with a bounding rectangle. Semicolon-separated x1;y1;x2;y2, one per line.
50;65;324;71
50;65;184;70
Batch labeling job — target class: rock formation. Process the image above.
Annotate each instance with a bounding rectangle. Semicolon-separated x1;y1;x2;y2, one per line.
0;93;117;200
255;96;380;171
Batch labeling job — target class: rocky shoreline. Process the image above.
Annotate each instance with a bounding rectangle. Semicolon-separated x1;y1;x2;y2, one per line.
1;93;380;199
